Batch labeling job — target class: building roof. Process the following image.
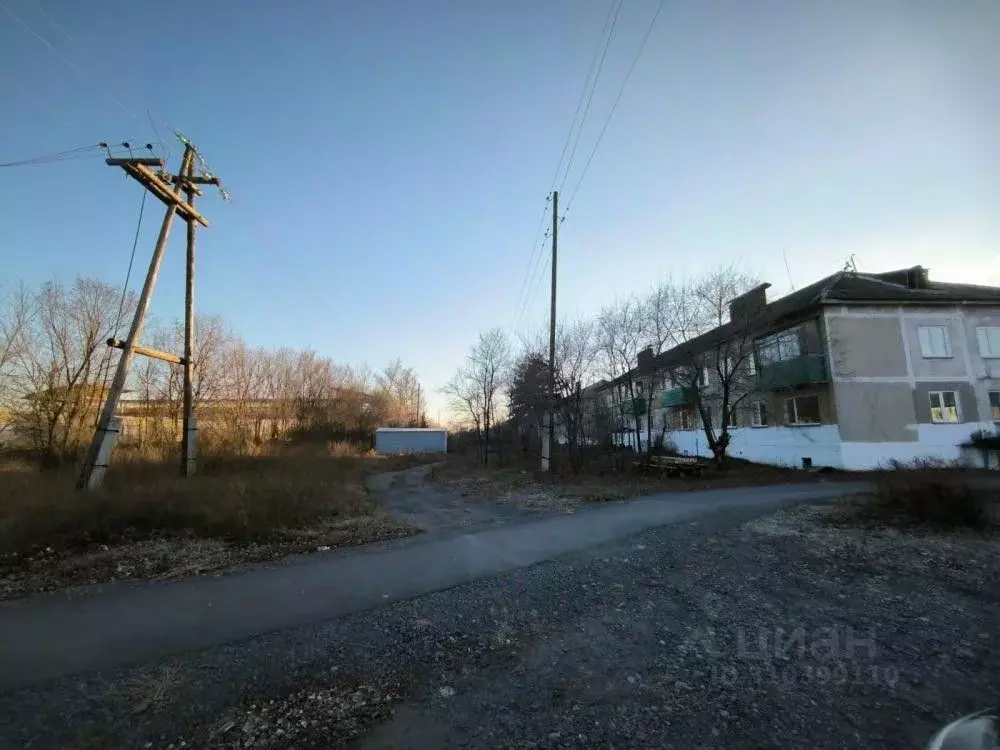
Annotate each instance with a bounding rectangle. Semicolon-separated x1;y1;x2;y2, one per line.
654;266;1000;369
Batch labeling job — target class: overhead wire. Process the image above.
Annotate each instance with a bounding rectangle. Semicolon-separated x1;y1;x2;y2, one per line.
0;141;149;168
94;188;148;424
508;198;551;334
520;0;665;330
556;0;623;193
0;0;139;121
564;0;667;216
26;0;80;48
509;0;622;337
0;142;105;168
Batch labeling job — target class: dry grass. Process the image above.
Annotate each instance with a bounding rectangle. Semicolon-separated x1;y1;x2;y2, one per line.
430;451;840;508
0;442;435;599
863;460;999;529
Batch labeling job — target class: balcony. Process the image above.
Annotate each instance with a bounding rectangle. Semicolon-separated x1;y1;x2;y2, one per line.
758;354;828;389
659;387;692;407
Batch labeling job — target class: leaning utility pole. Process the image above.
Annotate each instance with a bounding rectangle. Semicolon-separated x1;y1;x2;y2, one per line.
542;190;558;472
77;137;223;490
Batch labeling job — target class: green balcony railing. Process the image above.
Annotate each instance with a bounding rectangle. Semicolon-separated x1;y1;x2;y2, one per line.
758;354;828;389
659;387;692;407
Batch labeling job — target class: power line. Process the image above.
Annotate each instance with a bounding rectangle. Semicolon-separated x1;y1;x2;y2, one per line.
515;232;551;336
521;244;551;334
509;198;550;333
0;0;139;120
26;0;79;48
0;141;148;168
0;143;104;168
557;0;623;193
565;0;666;215
94;188;148;425
550;0;622;192
510;0;622;336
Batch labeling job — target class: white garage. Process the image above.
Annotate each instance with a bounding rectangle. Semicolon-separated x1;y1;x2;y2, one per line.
375;428;448;455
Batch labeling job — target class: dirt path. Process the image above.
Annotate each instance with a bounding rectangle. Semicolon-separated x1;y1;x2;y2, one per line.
366;464;565;535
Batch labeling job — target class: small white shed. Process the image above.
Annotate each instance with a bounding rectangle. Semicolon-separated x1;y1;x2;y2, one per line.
375;428;447;455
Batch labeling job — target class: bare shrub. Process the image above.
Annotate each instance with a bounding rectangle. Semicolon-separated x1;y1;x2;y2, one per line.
868;461;993;529
0;446;433;560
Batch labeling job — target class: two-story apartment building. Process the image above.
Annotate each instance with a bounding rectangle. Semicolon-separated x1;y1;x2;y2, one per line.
600;266;1000;470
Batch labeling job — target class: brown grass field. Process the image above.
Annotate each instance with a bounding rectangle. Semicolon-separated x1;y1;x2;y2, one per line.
0;441;435;600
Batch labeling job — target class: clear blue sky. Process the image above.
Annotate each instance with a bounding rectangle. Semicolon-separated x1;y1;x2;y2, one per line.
2;0;999;419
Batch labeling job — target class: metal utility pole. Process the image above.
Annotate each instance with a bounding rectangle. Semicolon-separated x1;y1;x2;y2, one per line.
78;139;223;490
542;190;558;472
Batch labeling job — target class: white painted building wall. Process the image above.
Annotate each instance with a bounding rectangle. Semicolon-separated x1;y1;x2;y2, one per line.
839;422;996;469
667;424;844;468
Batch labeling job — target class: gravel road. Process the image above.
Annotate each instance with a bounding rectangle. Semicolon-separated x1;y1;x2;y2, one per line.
366;464;561;534
2;494;997;749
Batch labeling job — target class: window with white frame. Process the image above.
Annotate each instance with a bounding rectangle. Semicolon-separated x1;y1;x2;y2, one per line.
678;409;691;430
918;326;952;358
928;391;960;423
976;327;1000;358
700;365;711;386
757;330;800;364
747;352;757;375
750;401;768;427
784;395;821;425
989;391;1000;421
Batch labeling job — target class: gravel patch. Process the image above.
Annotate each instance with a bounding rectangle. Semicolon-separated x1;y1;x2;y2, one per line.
2;500;997;749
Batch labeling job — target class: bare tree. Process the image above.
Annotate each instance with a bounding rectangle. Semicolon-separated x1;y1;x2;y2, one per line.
0;284;33;444
597;297;646;452
661;266;760;467
554;318;598;469
7;278;134;465
445;328;510;465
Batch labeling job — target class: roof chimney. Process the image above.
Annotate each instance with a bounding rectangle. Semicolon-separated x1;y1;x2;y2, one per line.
873;265;929;289
637;346;654;372
728;283;772;322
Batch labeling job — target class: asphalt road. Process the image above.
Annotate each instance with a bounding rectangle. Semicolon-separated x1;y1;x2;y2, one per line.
3;478;997;749
0;479;862;692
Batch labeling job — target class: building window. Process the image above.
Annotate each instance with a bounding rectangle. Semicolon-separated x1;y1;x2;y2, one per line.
700;365;711;386
747;352;757;375
785;395;821;425
678;409;691;430
976;327;1000;358
725;406;739;428
758;330;801;364
918;326;952;358
989;391;1000;421
751;401;768;427
928;391;960;423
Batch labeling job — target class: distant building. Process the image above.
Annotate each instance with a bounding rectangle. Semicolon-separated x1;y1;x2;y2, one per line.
375;428;447;455
593;266;1000;469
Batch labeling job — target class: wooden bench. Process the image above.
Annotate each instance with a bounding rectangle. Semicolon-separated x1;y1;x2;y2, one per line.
633;455;704;478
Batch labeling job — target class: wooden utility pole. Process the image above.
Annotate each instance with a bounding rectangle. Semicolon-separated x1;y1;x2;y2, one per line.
78;139;222;490
181;183;197;477
542;190;558;472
